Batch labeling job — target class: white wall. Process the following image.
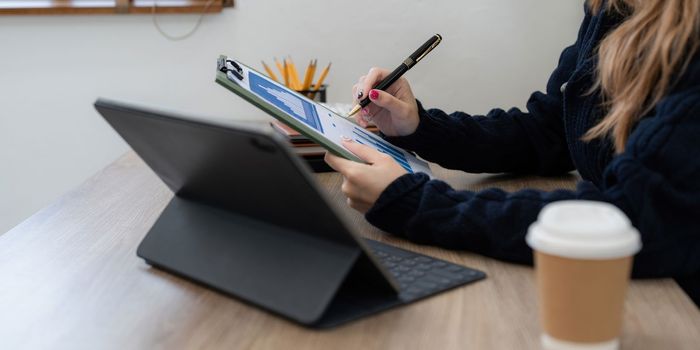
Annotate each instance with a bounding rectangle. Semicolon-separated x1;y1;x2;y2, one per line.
0;0;583;234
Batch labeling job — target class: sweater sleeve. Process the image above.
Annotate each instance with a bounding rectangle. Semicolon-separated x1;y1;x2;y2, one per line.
384;97;575;175
382;14;592;176
365;101;700;279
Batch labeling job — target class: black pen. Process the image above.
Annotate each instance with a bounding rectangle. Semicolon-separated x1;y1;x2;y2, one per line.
347;34;442;117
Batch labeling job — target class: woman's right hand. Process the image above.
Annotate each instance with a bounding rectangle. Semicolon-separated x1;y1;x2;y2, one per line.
352;67;420;137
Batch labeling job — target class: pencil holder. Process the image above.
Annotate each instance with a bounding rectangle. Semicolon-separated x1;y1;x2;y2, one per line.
295;84;328;103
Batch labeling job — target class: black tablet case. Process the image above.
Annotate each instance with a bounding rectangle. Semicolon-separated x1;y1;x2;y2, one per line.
95;99;482;328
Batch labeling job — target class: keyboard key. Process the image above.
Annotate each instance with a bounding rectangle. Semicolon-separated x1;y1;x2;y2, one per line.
408;270;425;278
456;271;482;280
462;270;481;278
433;269;461;278
415;257;432;263
414;280;438;290
365;240;413;256
416;263;432;271
398;276;415;283
423;275;452;286
446;265;464;272
364;238;484;295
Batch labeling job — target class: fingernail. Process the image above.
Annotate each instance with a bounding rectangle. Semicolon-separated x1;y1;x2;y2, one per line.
361;107;370;116
369;89;379;100
340;135;352;142
357;90;363;99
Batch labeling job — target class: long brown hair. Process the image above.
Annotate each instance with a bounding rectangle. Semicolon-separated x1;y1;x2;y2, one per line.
585;0;700;152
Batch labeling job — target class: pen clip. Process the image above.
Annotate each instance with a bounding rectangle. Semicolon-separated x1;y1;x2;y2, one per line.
415;35;442;63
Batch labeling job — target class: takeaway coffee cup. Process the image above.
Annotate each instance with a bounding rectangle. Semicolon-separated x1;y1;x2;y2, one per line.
526;201;641;350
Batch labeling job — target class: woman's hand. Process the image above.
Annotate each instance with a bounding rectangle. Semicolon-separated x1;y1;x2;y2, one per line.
324;139;408;213
352;67;420;137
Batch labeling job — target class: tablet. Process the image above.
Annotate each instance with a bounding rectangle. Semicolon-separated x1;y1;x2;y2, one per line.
215;56;432;176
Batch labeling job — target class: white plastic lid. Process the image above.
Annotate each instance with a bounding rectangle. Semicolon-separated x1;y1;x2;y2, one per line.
526;201;642;260
542;334;619;350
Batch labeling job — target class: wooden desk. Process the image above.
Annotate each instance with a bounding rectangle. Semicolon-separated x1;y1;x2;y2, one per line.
1;153;698;349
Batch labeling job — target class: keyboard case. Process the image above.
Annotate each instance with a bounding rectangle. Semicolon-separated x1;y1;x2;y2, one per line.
95;98;484;328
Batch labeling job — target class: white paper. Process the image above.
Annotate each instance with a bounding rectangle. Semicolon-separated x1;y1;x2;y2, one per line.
225;58;432;176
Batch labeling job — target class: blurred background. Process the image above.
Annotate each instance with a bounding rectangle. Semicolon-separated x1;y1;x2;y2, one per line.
0;0;583;233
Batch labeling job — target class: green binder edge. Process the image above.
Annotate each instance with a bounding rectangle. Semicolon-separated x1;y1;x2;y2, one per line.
215;55;363;163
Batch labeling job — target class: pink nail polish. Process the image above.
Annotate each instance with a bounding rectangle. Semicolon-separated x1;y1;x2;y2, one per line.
362;107;370;115
369;89;379;100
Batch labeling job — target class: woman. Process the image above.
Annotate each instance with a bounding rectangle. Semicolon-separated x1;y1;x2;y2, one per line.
324;0;700;305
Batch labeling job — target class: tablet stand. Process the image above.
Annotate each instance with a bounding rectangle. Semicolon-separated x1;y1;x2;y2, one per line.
138;197;398;328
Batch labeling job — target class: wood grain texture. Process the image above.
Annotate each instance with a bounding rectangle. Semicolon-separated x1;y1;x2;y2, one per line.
0;152;698;350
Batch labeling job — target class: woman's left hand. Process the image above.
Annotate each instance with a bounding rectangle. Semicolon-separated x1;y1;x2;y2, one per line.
324;139;408;213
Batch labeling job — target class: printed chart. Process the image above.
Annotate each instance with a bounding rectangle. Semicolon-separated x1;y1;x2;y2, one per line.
249;73;324;133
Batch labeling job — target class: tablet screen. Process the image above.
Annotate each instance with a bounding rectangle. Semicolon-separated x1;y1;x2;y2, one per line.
220;58;432;175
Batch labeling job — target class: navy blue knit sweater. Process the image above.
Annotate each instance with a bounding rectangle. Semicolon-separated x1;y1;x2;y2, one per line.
365;7;700;303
